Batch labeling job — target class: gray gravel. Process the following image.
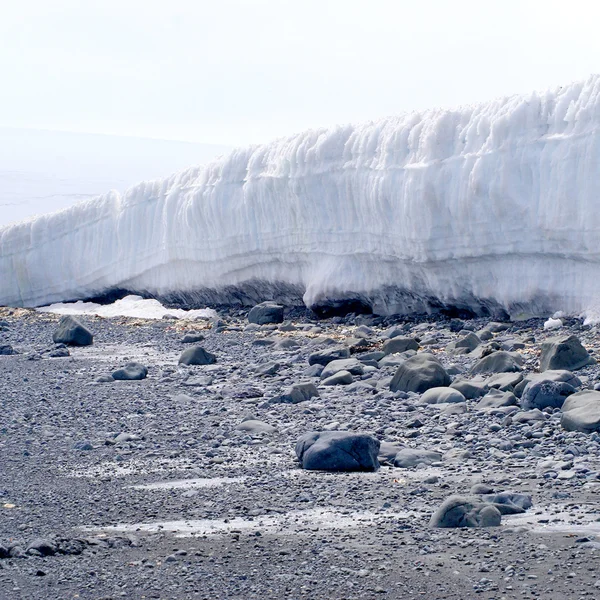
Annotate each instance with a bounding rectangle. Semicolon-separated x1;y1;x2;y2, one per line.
2;306;600;599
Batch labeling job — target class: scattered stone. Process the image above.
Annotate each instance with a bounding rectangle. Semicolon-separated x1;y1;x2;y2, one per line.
270;382;320;404
296;431;380;471
322;370;354;386
320;358;364;379
471;351;523;374
26;539;57;557
52;315;93;346
235;420;277;434
178;346;217;366
539;334;595;372
112;362;148;381
476;389;518;410
429;496;502;528
308;347;351;366
392;448;442;468
182;333;205;344
450;378;488;399
382;337;419;355
248;302;284;325
520;379;576;410
390;353;450;393
0;344;15;355
561;391;600;433
420;387;466;405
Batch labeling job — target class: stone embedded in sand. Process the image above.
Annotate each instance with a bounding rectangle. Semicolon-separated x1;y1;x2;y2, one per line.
390;353;450;394
561;390;600;433
52;315;93;346
539;334;595;372
112;362;148;381
178;345;217;366
247;302;284;325
295;431;380;471
181;333;205;344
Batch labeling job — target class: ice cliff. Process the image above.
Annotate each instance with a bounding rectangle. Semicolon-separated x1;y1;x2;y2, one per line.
2;76;600;317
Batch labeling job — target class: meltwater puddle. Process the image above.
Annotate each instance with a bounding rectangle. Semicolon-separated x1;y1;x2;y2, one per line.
82;507;412;538
128;476;247;491
503;503;600;535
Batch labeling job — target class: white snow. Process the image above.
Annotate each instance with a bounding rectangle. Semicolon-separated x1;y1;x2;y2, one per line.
37;295;217;321
543;317;563;330
4;76;600;317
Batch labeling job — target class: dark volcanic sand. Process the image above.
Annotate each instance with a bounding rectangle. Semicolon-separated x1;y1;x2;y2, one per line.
1;307;600;599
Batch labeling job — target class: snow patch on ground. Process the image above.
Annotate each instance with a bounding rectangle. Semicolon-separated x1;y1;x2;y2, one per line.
37;295;217;321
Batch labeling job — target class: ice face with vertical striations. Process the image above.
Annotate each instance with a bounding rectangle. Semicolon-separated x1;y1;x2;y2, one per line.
2;76;600;317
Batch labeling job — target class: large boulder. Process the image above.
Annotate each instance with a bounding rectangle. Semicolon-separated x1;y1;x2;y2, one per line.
53;315;93;346
561;390;600;433
178;346;217;366
382;337;419;356
295;431;380;471
390;353;450;394
520;380;576;410
470;351;522;374
513;370;581;397
112;362;148;381
420;387;466;405
247;302;284;325
308;347;351;366
270;382;320;404
539;335;595;372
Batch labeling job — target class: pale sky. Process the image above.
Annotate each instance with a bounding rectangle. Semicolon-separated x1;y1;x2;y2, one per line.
1;0;600;146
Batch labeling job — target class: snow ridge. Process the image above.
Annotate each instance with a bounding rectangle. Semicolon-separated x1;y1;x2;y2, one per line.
2;76;600;316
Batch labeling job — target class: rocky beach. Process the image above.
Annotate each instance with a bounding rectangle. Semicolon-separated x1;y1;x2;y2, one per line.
1;303;600;599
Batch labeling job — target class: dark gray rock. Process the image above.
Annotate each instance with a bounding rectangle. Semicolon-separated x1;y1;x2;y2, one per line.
270;382;320;404
303;364;324;377
112;362;148;381
308;347;351;366
255;362;280;376
520;380;576;410
0;344;15;355
248;302;284;325
382;337;419;355
512;408;546;424
429;496;502;528
178;346;217;366
52;315;93;346
485;371;523;391
181;333;205;344
561;390;600;433
471;351;523;374
420;387;465;405
390;353;450;394
539;335;595;371
48;344;70;358
26;539;57;557
514;370;581;397
296;431;380;471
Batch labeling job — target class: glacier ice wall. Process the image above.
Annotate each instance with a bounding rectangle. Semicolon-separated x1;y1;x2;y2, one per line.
2;76;600;316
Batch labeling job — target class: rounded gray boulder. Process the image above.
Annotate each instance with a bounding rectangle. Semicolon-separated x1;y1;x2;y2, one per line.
295;431;380;471
390;353;450;394
112;362;148;381
248;302;284;325
178;346;217;366
520;380;576;410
